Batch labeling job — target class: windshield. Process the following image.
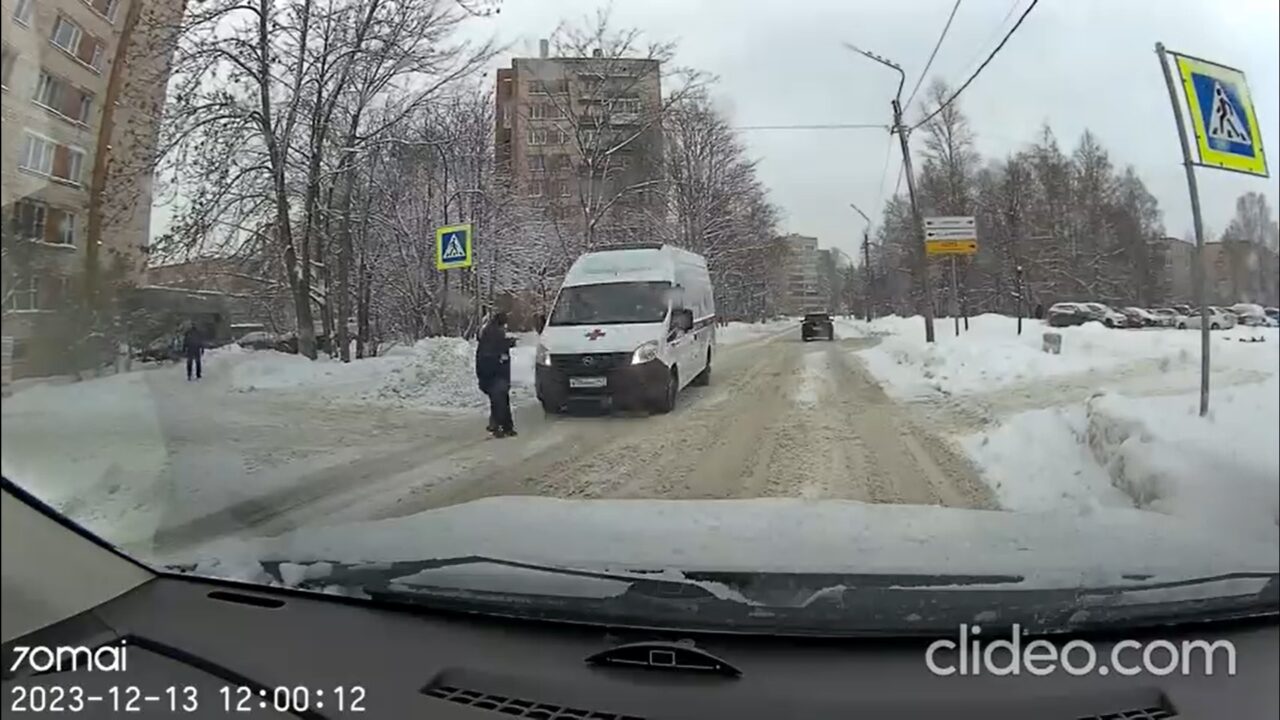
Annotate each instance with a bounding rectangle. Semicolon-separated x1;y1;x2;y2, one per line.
549;282;671;326
1;0;1277;637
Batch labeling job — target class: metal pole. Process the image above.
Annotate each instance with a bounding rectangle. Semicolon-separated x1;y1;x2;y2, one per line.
1015;265;1025;336
893;98;936;343
1156;42;1210;416
863;230;874;322
951;256;960;336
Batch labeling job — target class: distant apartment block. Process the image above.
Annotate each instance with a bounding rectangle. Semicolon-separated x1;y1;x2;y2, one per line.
779;233;823;314
495;41;663;233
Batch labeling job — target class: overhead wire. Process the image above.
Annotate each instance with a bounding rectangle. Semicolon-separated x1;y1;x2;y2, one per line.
902;0;964;112
909;0;1040;132
735;123;890;131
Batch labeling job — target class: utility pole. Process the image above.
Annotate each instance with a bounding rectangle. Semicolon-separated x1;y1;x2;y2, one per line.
848;202;875;321
862;234;873;321
845;42;936;343
892;97;936;343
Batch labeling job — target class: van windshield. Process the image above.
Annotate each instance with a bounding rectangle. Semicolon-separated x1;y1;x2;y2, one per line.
549;282;672;326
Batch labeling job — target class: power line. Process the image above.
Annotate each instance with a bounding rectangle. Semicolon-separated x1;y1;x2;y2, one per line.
735;123;890;131
903;0;964;112
959;0;1022;79
910;0;1039;132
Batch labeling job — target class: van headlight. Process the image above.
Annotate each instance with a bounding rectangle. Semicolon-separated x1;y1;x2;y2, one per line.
536;343;552;366
631;340;659;365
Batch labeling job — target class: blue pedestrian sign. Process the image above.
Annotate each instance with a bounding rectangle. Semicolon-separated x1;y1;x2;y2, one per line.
435;223;473;270
1175;54;1268;177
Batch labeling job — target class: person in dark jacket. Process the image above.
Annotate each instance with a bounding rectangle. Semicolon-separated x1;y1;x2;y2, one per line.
182;323;204;381
476;312;516;437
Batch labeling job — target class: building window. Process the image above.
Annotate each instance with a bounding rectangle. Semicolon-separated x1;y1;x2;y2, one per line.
62;146;85;184
527;155;545;172
614;98;641;114
19;132;55;174
51;16;82;54
12;200;48;240
89;0;119;22
528;103;548;120
556;180;572;197
55;210;76;244
528;179;545;198
6;276;40;311
12;0;33;25
1;46;14;87
528;128;547;146
33;70;90;122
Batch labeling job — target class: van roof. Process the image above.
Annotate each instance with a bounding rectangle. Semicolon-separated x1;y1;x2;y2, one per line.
563;245;705;287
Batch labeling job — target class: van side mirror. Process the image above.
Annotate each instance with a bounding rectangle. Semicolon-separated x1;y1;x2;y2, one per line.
677;308;694;332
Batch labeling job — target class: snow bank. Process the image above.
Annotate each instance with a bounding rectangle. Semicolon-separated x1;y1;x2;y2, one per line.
962;406;1134;515
856;314;1277;399
1084;377;1280;539
226;336;537;411
371;338;535;410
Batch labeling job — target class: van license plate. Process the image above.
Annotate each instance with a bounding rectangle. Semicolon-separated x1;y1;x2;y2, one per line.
570;377;606;389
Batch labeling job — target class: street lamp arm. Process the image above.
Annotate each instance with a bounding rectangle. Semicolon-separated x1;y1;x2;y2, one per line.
841;42;906;100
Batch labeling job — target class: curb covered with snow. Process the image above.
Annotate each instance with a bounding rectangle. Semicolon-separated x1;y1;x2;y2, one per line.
1084;379;1280;539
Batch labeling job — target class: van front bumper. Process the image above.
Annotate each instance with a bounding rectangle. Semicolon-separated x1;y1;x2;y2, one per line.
536;358;669;410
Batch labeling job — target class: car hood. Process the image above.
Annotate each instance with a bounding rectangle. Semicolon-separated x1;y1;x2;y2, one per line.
539;322;666;355
176;497;1278;591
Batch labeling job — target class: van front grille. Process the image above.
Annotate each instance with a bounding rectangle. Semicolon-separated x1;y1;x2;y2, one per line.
550;353;632;373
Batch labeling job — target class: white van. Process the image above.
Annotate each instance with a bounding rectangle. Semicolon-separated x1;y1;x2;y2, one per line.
535;243;715;414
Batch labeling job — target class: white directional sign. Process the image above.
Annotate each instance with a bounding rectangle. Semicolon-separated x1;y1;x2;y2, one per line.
924;216;978;256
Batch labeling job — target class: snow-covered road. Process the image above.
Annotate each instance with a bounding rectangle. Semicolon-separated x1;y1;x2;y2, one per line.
2;322;997;559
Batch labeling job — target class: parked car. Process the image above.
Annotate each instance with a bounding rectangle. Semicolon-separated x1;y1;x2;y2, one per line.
1230;303;1269;327
801;312;835;341
1265;307;1279;327
1177;307;1237;330
1149;308;1181;327
1172;304;1193;316
136;335;182;363
1120;307;1160;327
1081;303;1130;328
1047;302;1090;327
237;331;281;351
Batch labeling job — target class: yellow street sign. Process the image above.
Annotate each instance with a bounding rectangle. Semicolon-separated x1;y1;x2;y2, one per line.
926;239;977;256
1175;54;1268;177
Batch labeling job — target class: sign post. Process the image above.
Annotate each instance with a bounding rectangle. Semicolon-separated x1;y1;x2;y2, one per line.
1156;43;1268;417
924;216;978;336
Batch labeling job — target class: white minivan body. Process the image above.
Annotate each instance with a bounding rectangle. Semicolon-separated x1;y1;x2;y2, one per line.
535;244;716;413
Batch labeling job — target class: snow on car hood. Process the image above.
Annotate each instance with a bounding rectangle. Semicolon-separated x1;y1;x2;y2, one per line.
174;497;1278;590
540;322;667;356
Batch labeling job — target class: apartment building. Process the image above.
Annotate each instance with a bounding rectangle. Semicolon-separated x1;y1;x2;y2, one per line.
778;233;823;315
495;41;663;236
2;0;180;370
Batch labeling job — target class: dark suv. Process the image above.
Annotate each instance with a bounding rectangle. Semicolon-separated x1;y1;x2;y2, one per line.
801;313;834;341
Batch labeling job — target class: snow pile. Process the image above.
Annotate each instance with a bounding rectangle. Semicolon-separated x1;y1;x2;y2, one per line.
856;314;1277;399
1083;376;1280;539
372;337;536;410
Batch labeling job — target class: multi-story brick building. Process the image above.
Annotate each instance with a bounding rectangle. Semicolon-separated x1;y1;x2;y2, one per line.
495;41;664;244
778;233;823;314
2;0;181;373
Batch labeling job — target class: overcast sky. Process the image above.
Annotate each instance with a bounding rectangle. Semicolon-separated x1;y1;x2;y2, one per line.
478;0;1280;259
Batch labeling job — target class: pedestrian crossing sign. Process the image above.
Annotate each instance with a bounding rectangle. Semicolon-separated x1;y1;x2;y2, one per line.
435;223;473;270
1175;54;1268;177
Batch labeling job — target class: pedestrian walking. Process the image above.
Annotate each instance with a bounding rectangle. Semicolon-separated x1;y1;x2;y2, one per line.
476;312;517;438
182;322;204;381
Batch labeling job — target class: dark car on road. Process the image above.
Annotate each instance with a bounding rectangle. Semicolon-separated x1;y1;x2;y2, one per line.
801;312;834;341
